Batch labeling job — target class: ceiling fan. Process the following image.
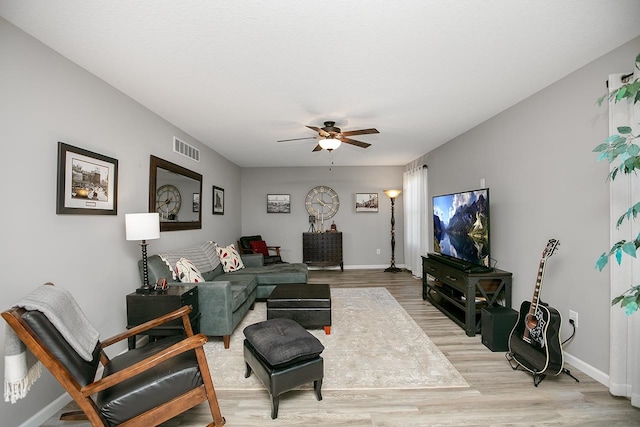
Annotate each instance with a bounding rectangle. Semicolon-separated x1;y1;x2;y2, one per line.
277;121;379;152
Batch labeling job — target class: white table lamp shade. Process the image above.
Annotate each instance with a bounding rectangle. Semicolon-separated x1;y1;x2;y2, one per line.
125;213;160;241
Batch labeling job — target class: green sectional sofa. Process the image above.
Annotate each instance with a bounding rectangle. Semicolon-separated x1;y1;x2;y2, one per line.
139;241;308;348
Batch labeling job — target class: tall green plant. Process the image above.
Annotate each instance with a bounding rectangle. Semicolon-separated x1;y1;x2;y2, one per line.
593;52;640;316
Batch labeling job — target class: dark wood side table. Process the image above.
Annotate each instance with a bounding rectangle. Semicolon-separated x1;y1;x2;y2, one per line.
303;232;343;271
126;285;200;349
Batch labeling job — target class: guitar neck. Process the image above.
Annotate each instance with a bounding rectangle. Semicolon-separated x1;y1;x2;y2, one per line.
523;258;547;341
530;258;547;311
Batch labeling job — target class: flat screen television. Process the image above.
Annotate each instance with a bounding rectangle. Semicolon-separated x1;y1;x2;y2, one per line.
432;188;490;269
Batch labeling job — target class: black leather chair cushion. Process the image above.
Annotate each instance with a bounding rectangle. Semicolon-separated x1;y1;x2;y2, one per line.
22;310;101;387
239;235;263;253
97;336;203;426
243;318;324;369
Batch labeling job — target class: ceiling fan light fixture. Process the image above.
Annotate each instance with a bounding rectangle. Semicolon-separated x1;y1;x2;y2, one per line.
319;137;341;151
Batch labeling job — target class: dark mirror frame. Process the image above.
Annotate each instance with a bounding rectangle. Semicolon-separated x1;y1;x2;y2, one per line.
149;155;203;232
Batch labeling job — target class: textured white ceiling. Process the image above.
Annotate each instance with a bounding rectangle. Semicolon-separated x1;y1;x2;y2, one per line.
2;1;640;167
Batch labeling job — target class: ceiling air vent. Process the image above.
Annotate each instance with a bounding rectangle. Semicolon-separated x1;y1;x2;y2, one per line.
173;136;200;162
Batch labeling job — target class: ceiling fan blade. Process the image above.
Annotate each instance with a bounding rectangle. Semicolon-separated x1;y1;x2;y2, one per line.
277;136;317;142
341;128;379;137
341;137;371;148
307;125;329;137
312;144;323;152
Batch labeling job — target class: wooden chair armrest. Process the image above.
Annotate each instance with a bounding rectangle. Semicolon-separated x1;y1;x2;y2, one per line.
267;245;281;256
83;333;207;396
101;306;192;348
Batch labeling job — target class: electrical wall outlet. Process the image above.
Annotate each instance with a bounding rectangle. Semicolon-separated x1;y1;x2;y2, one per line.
376;248;381;255
569;310;579;328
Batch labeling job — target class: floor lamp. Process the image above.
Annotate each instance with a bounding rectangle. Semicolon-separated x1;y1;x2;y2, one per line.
384;189;402;273
126;213;160;293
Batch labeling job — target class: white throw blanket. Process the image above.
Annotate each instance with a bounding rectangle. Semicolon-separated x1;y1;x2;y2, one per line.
159;240;221;279
4;284;100;403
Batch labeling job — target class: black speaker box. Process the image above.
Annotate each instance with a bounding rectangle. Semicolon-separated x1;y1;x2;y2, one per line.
481;305;518;352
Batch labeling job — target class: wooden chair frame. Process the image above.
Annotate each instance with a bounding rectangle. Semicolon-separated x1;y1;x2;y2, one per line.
2;304;225;426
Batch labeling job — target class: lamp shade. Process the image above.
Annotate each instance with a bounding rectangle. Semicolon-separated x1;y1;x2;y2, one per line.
384;189;402;199
125;213;160;241
319;137;342;151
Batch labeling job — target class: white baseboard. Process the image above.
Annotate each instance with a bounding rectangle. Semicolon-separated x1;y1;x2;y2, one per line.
345;264;391;270
308;264;407;270
563;351;609;386
20;393;72;427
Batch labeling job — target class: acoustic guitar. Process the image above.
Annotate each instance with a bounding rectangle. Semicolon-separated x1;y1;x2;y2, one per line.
508;239;564;376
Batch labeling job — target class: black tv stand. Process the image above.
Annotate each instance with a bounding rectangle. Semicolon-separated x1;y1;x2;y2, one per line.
427;252;493;273
422;255;512;336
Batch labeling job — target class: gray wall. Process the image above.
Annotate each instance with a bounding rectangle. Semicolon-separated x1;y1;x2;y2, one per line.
419;36;640;375
240;166;404;267
0;18;242;427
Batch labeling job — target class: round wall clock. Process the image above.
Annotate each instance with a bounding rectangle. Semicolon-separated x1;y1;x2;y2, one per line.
305;185;340;220
156;184;182;217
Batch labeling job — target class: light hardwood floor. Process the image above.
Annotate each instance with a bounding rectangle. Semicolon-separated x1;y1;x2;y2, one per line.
43;269;640;426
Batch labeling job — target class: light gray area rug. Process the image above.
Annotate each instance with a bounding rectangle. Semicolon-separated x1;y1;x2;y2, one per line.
205;287;468;390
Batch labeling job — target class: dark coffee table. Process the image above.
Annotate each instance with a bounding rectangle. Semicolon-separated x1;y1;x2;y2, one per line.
266;284;331;334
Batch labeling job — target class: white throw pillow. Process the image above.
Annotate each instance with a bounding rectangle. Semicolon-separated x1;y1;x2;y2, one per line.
215;243;245;273
175;257;205;283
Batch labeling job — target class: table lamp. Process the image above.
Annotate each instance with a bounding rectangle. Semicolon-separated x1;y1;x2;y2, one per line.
126;213;160;293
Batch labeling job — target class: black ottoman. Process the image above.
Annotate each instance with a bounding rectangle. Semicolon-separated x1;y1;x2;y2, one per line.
243;318;325;419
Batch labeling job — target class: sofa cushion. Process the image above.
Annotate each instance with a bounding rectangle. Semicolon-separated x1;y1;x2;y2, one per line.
235;263;308;284
216;244;245;273
175;258;205;283
220;275;258;311
201;268;217;282
249;240;269;256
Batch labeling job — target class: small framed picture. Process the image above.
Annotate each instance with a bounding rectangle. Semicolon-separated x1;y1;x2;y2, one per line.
212;186;224;215
267;194;290;213
192;193;200;212
355;193;379;212
56;142;118;215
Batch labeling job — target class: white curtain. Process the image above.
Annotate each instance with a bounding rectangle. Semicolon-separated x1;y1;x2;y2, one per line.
608;71;640;408
403;165;428;278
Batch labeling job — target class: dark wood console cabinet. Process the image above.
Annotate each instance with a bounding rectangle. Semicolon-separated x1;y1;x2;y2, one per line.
422;255;512;337
126;285;200;349
303;232;343;271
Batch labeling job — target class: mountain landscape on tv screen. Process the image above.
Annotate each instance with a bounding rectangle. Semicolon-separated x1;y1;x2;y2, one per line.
433;191;489;266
